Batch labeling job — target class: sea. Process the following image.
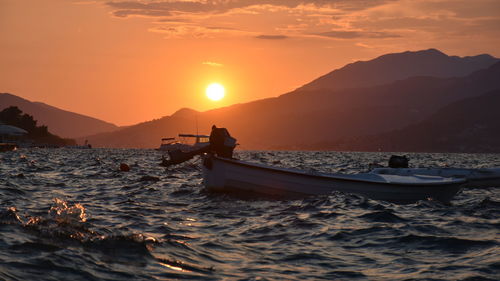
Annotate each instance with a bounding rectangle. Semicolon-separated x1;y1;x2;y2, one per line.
0;148;499;281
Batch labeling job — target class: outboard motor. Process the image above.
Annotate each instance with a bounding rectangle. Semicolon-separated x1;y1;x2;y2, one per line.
388;155;409;168
209;126;237;158
160;125;237;167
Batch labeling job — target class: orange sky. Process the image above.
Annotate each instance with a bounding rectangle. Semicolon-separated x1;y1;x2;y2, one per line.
1;0;499;126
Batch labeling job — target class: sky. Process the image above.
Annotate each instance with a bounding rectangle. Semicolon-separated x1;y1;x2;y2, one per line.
1;0;499;126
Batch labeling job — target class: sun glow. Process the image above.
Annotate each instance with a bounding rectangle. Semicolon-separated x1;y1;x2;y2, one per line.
206;83;225;101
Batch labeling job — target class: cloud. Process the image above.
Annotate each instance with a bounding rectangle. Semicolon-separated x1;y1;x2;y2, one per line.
203;61;223;67
107;1;203;17
102;0;500;47
355;42;375;48
340;0;500;42
105;1;395;18
206;26;239;31
148;24;248;38
255;35;288;40
409;0;500;19
314;30;400;39
73;1;99;5
148;25;205;38
113;9;171;17
104;1;398;40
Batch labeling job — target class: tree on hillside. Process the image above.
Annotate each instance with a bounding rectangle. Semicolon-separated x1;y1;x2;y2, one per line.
0;106;37;131
0;106;75;146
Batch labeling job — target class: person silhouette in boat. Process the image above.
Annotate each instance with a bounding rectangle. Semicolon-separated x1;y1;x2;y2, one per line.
209;125;236;158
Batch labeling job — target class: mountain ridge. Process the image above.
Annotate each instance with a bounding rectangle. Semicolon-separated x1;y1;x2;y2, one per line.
310;89;500;152
81;49;500;150
0;93;119;138
5;48;498;151
297;48;499;92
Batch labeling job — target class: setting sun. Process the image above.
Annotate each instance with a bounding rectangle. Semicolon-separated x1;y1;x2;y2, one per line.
206;83;225;101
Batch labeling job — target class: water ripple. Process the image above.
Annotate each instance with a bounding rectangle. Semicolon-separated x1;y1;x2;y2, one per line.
0;149;499;280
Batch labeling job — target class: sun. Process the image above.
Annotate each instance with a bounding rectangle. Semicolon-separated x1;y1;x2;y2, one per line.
206;83;225;101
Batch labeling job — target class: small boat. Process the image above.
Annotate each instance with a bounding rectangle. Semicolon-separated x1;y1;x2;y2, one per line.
65;140;92;149
157;134;209;152
370;167;500;188
161;127;464;203
202;154;466;203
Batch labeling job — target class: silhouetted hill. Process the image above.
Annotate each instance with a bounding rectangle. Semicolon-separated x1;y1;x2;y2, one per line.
82;50;500;151
0;106;75;147
299;48;499;92
0;93;119;138
315;89;500;152
171;108;200;119
199;61;500;149
78;108;202;148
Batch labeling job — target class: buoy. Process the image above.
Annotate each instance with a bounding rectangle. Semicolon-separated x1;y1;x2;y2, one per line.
120;163;130;172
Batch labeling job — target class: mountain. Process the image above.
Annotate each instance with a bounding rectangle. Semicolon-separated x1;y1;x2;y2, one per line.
0;105;76;147
82;49;500;151
201;60;500;149
299;48;499;92
78;108;201;148
0;93;119;138
314;89;500;152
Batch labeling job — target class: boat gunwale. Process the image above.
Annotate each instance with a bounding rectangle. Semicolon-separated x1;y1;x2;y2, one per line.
372;167;500;178
212;156;466;187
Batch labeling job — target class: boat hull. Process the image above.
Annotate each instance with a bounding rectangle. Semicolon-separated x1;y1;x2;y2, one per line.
157;143;209;152
371;168;500;188
202;155;465;203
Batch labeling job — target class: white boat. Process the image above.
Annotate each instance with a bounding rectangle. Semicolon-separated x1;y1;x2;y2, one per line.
370;167;500;188
202;154;466;203
157;134;210;152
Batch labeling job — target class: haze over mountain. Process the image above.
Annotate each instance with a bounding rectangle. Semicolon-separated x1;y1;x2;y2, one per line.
79;49;500;152
315;89;500;153
299;48;499;92
203;60;500;151
0;93;118;138
80;108;203;148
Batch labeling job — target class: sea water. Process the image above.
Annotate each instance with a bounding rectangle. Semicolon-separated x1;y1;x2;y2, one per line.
0;149;499;280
